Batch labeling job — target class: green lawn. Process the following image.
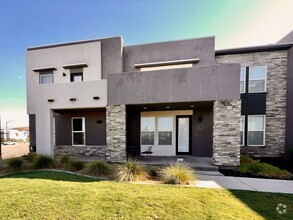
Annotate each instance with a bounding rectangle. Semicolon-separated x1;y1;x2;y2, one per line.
0;171;292;220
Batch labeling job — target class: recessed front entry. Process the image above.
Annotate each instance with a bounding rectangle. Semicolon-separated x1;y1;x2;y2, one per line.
176;116;192;155
140;111;192;156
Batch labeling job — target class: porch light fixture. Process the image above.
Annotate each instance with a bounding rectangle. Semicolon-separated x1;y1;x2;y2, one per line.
143;107;147;110
63;73;66;77
70;98;77;101
47;99;54;102
93;96;100;100
166;106;170;109
190;105;194;108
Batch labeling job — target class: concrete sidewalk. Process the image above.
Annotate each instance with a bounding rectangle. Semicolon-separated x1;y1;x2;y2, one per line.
196;171;293;194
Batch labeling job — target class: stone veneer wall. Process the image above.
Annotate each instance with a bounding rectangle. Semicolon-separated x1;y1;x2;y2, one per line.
54;145;107;158
213;100;241;166
106;105;127;161
216;51;287;157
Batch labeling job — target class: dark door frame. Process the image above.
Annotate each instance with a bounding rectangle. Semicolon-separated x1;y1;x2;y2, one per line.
176;115;192;155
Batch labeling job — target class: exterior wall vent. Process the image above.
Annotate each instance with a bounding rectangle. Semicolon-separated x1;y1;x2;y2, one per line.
70;98;77;101
47;99;54;102
93;96;100;100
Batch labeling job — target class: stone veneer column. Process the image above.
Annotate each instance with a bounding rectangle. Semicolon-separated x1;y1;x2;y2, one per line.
213;100;241;167
106;105;127;162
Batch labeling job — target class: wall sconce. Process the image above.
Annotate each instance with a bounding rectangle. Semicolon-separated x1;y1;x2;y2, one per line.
70;98;77;101
198;116;202;123
63;73;66;77
93;96;100;100
47;99;54;102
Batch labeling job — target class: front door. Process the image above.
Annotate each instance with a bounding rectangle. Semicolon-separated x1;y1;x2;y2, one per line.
176;115;191;155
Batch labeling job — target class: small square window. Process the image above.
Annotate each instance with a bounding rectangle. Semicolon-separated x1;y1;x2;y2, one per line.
39;73;53;84
71;73;83;82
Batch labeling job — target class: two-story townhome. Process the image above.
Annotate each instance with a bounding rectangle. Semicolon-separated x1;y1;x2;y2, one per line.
26;33;293;168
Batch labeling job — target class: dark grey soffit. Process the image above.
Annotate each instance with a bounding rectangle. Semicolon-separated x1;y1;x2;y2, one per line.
216;43;293;55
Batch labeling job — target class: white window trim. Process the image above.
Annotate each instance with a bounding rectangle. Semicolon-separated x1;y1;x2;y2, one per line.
39;73;53;84
72;117;86;146
240;115;245;146
247;115;266;147
240;67;246;94
248;66;267;93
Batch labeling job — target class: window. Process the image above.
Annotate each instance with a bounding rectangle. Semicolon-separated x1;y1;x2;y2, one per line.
249;66;266;93
140;64;193;72
72;117;85;146
141;117;155;145
71;73;83;82
240;116;245;146
39;73;53;84
240;67;246;93
158;117;173;145
248;115;265;146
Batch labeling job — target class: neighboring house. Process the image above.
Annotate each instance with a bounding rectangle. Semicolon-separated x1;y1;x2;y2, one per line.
7;127;29;141
0;127;29;142
26;33;293;168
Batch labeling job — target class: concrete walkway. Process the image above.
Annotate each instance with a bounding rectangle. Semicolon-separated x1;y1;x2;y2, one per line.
196;171;293;194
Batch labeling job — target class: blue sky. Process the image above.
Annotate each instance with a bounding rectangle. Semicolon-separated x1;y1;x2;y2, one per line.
0;0;292;127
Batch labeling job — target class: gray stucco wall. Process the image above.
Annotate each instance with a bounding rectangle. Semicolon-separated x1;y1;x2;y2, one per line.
101;37;123;79
123;37;215;72
107;64;240;105
216;50;287;157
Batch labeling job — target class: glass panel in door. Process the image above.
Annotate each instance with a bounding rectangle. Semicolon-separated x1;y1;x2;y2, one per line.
178;117;190;153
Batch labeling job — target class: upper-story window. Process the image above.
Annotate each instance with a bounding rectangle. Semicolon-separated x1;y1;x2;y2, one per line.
240;66;267;94
135;58;199;72
240;67;246;93
39;72;53;84
249;66;267;93
70;68;83;82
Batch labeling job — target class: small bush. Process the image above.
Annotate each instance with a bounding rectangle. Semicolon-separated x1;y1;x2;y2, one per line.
240;155;255;165
33;155;54;169
67;160;85;172
114;159;148;182
85;160;111;176
22;152;38;163
146;166;161;178
60;154;70;165
247;162;293;179
7;158;23;171
160;162;196;185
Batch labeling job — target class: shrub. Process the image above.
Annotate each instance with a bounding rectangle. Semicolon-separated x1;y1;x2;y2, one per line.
247;162;293;179
60;154;70;165
85;160;111;176
67;160;85;172
146;166;161;178
114;159;148;182
159;162;196;185
33;155;54;169
240;155;255;165
7;158;23;171
22;152;38;163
